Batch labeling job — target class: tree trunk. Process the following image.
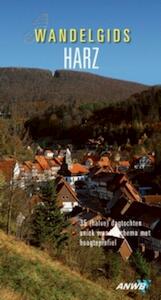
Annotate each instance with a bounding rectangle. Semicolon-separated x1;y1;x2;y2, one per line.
7;182;14;235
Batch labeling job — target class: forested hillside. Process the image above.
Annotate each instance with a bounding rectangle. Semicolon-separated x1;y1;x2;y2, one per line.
0;68;147;107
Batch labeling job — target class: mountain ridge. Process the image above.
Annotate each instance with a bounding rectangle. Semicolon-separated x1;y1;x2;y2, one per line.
0;67;149;106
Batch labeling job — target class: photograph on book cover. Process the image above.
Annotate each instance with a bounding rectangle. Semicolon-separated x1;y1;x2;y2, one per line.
0;0;161;299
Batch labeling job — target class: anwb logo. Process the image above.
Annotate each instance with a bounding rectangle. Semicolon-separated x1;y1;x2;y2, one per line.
116;279;151;293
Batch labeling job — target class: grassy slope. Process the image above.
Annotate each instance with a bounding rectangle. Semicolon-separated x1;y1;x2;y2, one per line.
0;230;130;300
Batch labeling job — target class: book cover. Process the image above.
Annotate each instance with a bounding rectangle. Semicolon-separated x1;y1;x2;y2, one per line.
0;1;161;299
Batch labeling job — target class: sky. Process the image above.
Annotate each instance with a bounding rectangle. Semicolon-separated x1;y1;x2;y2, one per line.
0;0;161;85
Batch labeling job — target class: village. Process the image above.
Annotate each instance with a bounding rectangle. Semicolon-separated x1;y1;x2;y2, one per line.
0;135;160;264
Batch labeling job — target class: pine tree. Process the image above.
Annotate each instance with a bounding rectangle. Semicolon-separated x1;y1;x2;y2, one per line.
132;251;150;278
30;181;69;251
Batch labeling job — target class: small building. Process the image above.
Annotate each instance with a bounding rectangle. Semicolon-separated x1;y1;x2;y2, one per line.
0;159;20;185
55;176;79;213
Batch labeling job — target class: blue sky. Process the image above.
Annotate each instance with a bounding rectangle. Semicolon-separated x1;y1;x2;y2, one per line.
0;0;161;84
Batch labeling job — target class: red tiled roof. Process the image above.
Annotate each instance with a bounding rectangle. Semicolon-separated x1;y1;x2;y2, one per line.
33;162;43;172
23;161;43;173
69;163;89;175
54;157;63;165
35;155;50;170
47;158;61;168
143;195;161;205
21;164;30;173
24;161;33;170
119;161;130;168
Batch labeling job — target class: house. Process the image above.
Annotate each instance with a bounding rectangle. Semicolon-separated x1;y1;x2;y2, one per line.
87;167;116;202
124;202;161;257
89;165;114;180
0;159;20;185
133;154;155;170
69;163;89;185
83;153;113;170
83;153;99;168
20;155;61;187
55;176;79;213
87;170;141;215
20;160;43;186
28;176;79;214
35;155;61;179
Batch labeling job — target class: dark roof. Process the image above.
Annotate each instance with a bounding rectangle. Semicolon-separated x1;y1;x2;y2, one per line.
110;197;129;219
56;177;78;202
78;210;98;221
125;202;161;228
89;168;117;180
68;206;83;218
